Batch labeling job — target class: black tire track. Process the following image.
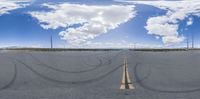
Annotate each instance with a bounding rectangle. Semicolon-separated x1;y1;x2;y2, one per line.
25;51;122;74
124;51;151;83
14;57;124;85
35;58;103;74
0;63;17;90
132;63;152;83
130;51;200;93
31;50;115;57
82;57;103;67
134;63;200;93
73;51;121;67
28;53;103;73
99;50;124;65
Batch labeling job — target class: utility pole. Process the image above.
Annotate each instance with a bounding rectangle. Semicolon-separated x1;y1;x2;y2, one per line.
186;33;189;50
50;35;53;49
192;32;194;49
187;38;189;49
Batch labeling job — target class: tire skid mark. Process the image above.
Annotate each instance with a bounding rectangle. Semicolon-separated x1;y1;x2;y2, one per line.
83;51;121;66
125;51;152;83
100;51;124;65
0;63;17;91
134;63;200;93
46;50;118;58
35;58;103;74
131;63;152;84
83;57;103;67
25;51;122;74
125;51;200;93
28;53;103;73
13;57;124;85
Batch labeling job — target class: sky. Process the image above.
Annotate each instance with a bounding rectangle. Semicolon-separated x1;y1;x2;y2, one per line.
0;0;200;48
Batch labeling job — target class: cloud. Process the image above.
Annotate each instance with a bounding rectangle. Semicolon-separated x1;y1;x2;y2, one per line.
187;17;193;26
116;0;200;45
29;3;136;45
145;16;185;44
65;41;163;48
0;0;31;15
80;41;185;49
0;43;41;48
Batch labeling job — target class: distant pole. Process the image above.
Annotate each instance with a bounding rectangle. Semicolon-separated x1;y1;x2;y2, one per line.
50;35;53;49
187;33;189;50
187;38;189;49
192;32;194;49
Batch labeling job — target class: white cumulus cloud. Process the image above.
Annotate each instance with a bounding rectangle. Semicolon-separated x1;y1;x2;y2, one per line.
116;0;200;45
145;15;185;44
68;41;163;48
0;0;31;15
187;17;193;26
29;3;136;45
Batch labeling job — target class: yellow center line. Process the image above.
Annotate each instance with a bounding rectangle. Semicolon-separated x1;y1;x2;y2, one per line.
120;59;126;89
125;59;135;89
120;57;135;90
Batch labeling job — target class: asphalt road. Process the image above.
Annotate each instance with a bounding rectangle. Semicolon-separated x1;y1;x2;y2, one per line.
1;50;200;99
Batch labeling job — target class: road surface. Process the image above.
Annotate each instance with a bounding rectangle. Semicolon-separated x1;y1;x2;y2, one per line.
0;50;200;99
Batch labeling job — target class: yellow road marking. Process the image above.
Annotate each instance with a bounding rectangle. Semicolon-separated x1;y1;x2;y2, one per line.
120;59;126;89
120;57;135;90
125;60;135;89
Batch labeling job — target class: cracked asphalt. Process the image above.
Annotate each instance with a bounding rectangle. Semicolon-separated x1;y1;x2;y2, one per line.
1;50;200;99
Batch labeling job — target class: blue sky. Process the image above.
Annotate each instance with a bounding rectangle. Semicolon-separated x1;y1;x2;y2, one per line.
0;0;200;48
